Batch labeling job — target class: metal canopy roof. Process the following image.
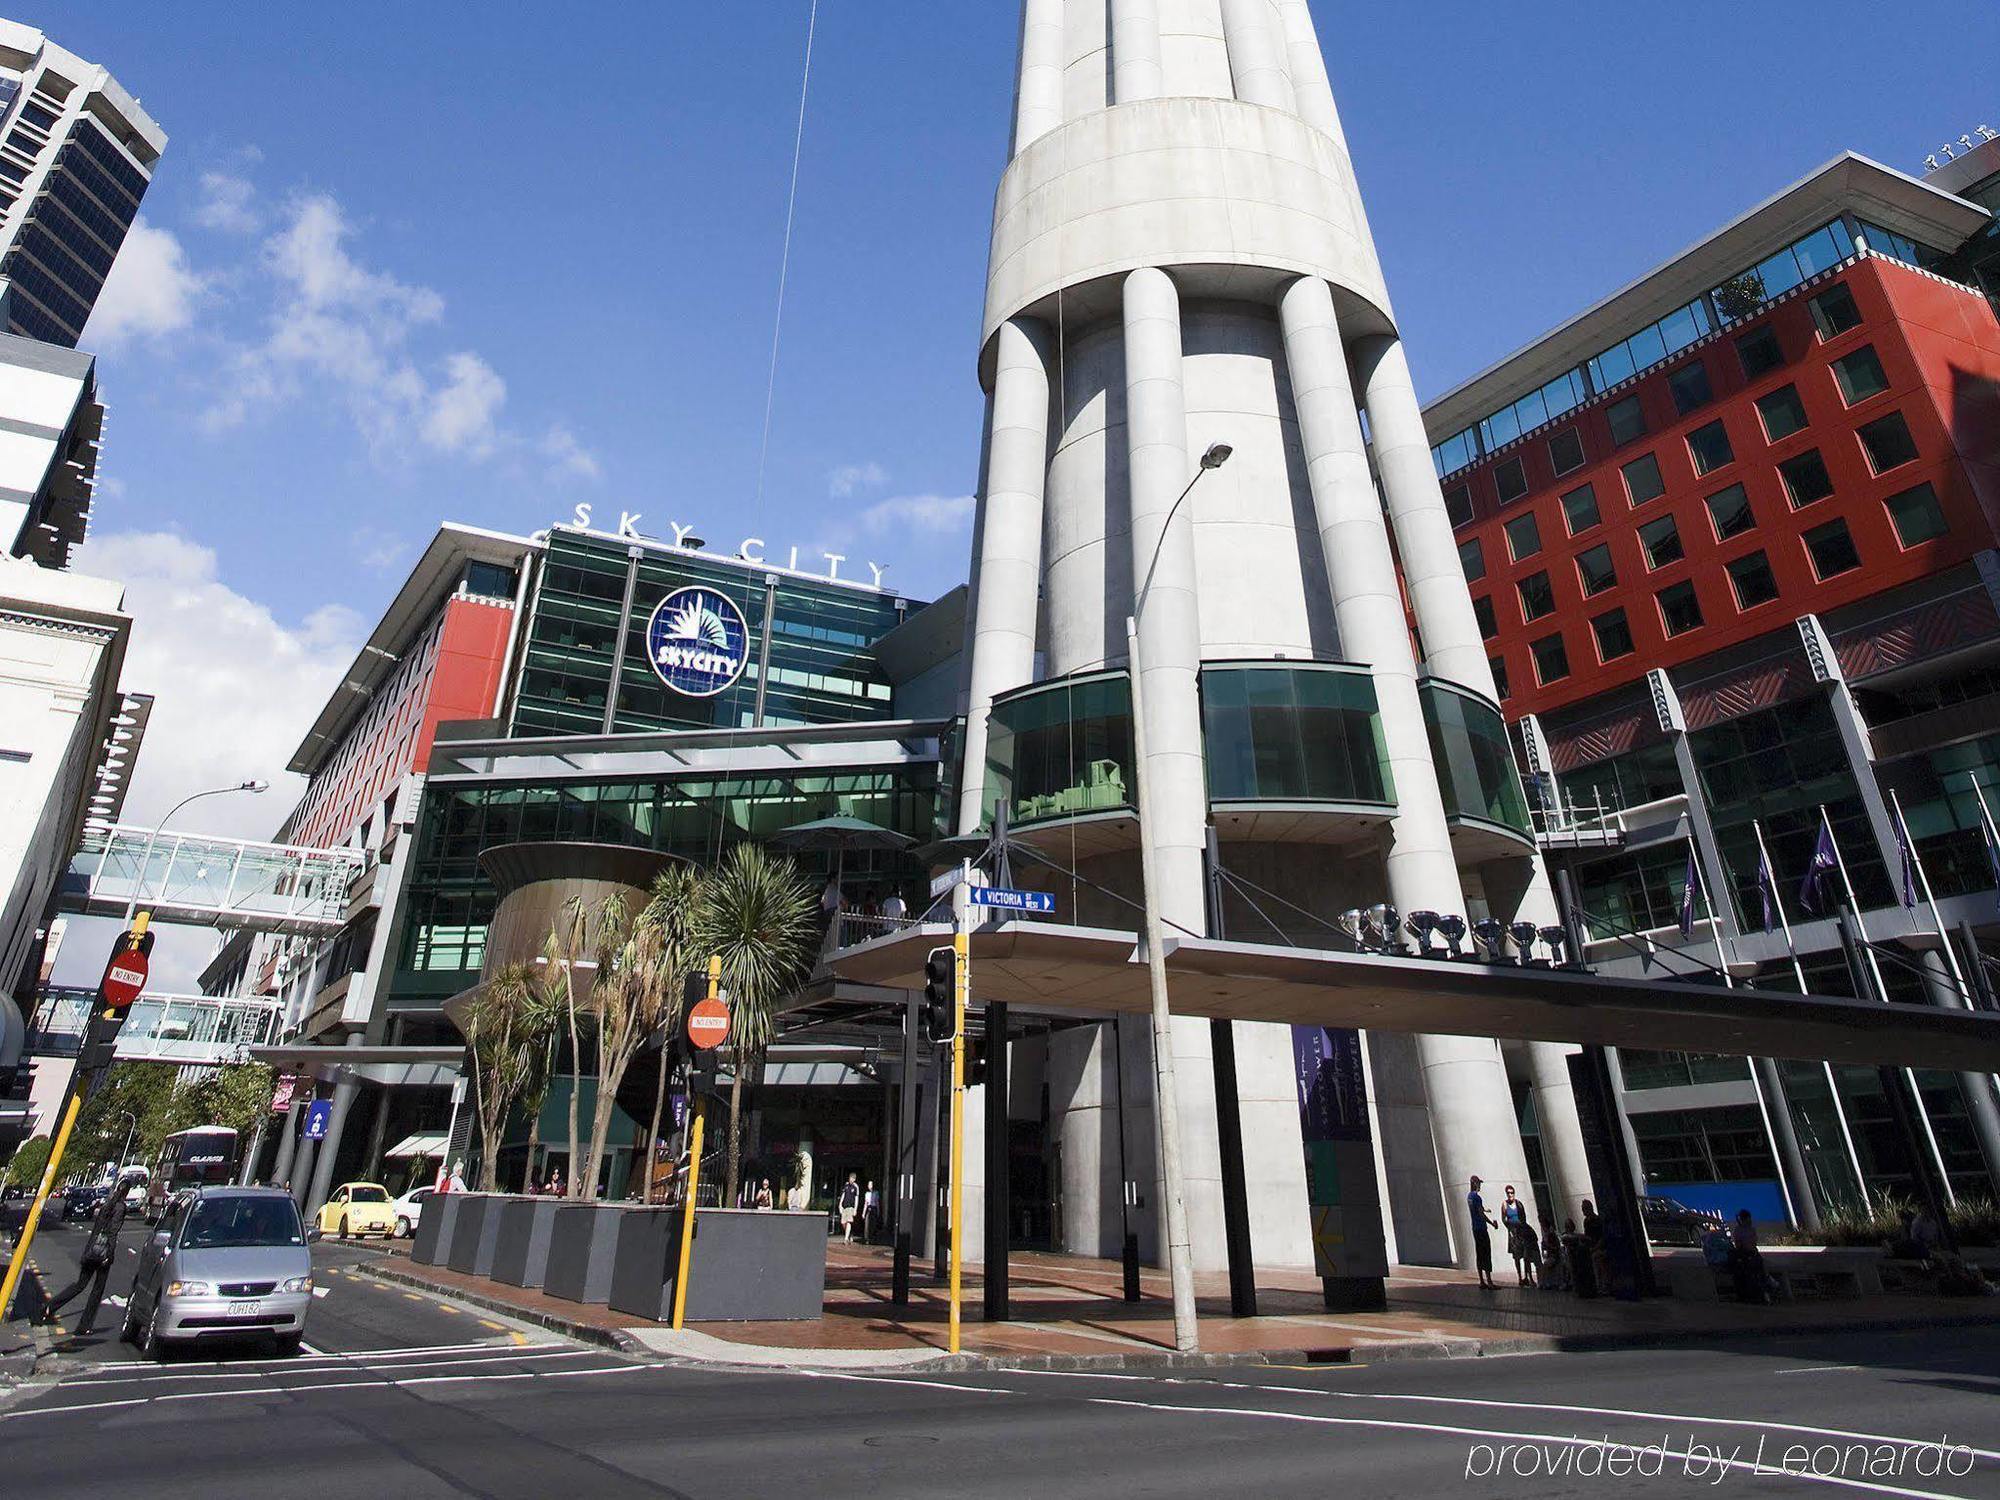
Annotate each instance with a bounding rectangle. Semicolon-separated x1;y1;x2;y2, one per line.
829;922;2000;1072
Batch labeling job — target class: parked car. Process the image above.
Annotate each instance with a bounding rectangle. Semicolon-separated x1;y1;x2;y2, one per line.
1640;1195;1726;1247
61;1184;109;1220
389;1185;434;1239
123;1186;312;1359
315;1182;397;1239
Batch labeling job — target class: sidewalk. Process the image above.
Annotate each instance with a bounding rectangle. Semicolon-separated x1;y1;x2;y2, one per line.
368;1239;2000;1372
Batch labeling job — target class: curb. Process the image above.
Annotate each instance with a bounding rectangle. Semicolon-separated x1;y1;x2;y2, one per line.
362;1261;647;1356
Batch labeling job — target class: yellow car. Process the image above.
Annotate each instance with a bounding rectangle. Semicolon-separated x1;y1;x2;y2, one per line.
317;1182;397;1239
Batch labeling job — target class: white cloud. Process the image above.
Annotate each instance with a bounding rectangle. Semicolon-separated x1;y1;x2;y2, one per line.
81;218;204;347
195;171;259;234
859;492;975;533
56;530;364;991
541;425;601;482
353;525;411;573
422;352;505;456
830;461;888;499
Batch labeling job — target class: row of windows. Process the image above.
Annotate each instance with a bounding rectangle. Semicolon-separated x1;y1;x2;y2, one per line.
0;248;84;334
43;164;139;263
1500;489;1945;694
1432;220;1941;479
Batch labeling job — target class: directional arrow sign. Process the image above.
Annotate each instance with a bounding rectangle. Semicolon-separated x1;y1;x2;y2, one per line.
966;886;1054;915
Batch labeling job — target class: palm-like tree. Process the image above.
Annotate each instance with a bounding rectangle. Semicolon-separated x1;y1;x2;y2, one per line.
692;844;818;1207
546;891;635;1199
465;964;549;1193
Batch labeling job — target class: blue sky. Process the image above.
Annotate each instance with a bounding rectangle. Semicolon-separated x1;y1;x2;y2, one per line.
37;3;2000;984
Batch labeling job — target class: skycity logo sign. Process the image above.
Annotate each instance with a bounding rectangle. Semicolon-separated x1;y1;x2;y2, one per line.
568;504;890;588
646;586;751;698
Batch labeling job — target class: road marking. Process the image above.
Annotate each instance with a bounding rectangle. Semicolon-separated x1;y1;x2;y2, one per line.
69;1339;567;1380
793;1370;1013;1396
479;1319;504;1332
1776;1365;1862;1375
311;1287;330;1298
1085;1396;1977;1500
1003;1368;2000;1464
61;1349;602;1386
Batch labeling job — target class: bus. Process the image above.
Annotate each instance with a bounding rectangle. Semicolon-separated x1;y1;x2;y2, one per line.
145;1127;240;1220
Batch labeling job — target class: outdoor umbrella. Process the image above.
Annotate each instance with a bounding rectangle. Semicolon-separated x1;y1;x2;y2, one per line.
767;815;913;888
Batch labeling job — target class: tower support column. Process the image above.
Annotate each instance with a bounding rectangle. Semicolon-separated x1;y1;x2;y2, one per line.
1013;0;1066;155
1220;0;1296;112
1109;0;1165;104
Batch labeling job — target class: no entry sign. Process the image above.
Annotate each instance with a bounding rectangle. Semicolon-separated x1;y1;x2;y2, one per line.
687;996;731;1051
101;948;149;1011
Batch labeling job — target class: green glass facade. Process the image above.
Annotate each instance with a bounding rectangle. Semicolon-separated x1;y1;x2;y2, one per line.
1421;681;1532;836
512;529;910;737
982;671;1135;829
1201;663;1393;806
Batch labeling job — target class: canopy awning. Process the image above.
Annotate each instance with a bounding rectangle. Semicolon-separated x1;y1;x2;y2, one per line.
385;1132;448;1160
829;921;2000;1072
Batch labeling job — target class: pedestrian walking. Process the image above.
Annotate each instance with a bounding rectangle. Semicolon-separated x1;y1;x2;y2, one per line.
41;1188;127;1335
863;1180;881;1243
1729;1209;1770;1305
1467;1175;1499;1289
837;1173;861;1243
1501;1186;1536;1287
1538;1217;1568;1291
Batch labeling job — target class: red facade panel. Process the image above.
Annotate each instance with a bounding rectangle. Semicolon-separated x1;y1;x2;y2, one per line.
1448;256;2000;722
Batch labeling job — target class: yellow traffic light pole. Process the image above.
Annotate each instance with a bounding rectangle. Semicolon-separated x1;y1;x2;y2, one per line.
0;913;151;1320
670;955;722;1331
947;882;969;1354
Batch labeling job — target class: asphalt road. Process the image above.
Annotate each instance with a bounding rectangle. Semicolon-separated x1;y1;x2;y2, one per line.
3;1287;1997;1499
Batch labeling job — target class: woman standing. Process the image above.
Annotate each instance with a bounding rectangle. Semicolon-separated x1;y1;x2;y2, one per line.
1501;1185;1537;1287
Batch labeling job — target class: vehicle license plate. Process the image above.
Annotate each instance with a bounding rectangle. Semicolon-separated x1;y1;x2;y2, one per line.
229;1299;259;1316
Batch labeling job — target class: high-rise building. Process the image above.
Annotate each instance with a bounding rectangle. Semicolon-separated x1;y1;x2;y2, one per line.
1423;149;2000;1218
951;0;1591;1271
0;19;166;347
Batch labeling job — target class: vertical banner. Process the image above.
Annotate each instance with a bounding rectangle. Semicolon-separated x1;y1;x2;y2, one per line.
1291;1026;1388;1279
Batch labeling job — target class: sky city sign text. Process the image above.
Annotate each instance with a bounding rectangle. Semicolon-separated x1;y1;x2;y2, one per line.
569;504;891;589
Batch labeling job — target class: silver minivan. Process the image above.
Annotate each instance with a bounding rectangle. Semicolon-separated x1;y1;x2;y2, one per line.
124;1186;313;1358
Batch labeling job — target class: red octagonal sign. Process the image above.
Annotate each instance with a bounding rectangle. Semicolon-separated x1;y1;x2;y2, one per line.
687;996;730;1051
102;949;149;1011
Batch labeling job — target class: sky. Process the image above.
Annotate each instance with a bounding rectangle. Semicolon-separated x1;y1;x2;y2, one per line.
35;1;2000;986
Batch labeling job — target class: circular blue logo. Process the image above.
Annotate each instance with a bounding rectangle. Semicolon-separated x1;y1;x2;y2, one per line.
645;586;751;698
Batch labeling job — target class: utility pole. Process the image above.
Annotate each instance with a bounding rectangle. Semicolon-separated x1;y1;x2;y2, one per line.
947;864;970;1355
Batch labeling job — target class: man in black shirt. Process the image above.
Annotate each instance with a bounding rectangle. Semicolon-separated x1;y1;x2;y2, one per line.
43;1185;128;1334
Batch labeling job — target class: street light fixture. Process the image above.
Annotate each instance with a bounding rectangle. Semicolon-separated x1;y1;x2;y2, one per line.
1125;440;1231;1354
123;779;270;924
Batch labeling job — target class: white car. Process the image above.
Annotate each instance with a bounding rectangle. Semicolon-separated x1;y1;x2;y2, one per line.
390;1186;434;1239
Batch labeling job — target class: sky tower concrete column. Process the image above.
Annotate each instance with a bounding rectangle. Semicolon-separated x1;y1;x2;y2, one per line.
1012;0;1066;156
1278;275;1533;1267
957;317;1053;835
1110;0;1165;104
1220;0;1296;112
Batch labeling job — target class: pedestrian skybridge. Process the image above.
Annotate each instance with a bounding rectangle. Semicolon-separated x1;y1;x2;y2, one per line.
58;825;366;936
26;986;285;1066
830;921;2000;1073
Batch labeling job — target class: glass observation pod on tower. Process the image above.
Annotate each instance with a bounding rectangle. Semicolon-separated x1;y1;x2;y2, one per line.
978;661;1538;854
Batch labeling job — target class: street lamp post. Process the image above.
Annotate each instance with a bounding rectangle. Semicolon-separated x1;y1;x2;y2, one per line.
122;780;271;924
1126;441;1230;1354
114;1109;137;1177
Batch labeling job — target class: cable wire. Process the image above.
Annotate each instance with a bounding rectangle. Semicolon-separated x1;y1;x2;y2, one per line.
752;0;820;521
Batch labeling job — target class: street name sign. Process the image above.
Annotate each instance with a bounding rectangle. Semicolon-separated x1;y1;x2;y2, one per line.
967;887;1054;914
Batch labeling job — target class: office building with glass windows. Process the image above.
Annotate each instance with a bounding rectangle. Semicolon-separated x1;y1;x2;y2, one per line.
0;20;165;347
1424;149;2000;1223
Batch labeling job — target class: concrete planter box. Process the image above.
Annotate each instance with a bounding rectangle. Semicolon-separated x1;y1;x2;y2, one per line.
542;1202;636;1305
607;1209;828;1324
412;1191;463;1266
446;1195;495;1274
492;1197;564;1289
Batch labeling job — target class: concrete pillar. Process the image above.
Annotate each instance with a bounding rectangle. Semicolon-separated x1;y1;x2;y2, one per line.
1279;274;1530;1267
1013;0;1066;156
1110;0;1165;104
1272;0;1338;138
957;318;1053;834
1220;0;1295;112
306;1037;366;1216
269;1098;303;1189
1123;266;1207;930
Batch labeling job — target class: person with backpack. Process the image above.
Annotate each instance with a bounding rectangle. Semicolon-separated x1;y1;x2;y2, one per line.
42;1187;128;1335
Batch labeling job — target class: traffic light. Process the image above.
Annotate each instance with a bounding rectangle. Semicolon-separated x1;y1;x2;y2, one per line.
921;946;957;1044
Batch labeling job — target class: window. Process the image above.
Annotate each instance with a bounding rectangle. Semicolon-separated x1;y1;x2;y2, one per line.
1832;345;1889;405
1531;633;1570;685
1883;482;1948;546
1622;452;1666;506
1804;518;1861;578
1592;608;1635;661
1561;482;1600;534
1517;570;1556;621
1444;484;1473;527
1779;448;1835;508
1857;410;1918;473
1668;361;1713;416
1704;483;1755;540
1504;511;1542;561
1687;419;1734;476
1736;324;1785;380
1457;537;1485;582
1657;579;1705;636
1640;515;1683;569
1494;456;1529;505
1755;384;1809;442
1490;656;1510;700
1727;550;1780;609
1548;427;1586;477
1607;394;1647;446
1809;282;1862;340
1575;543;1617;597
1473;595;1498;638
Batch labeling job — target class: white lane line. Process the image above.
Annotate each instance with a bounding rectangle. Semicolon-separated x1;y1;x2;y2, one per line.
1776;1365;1863;1375
1004;1367;2000;1464
1086;1396;1976;1500
0;1395;150;1420
71;1339;562;1379
793;1369;1014;1396
61;1348;601;1386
